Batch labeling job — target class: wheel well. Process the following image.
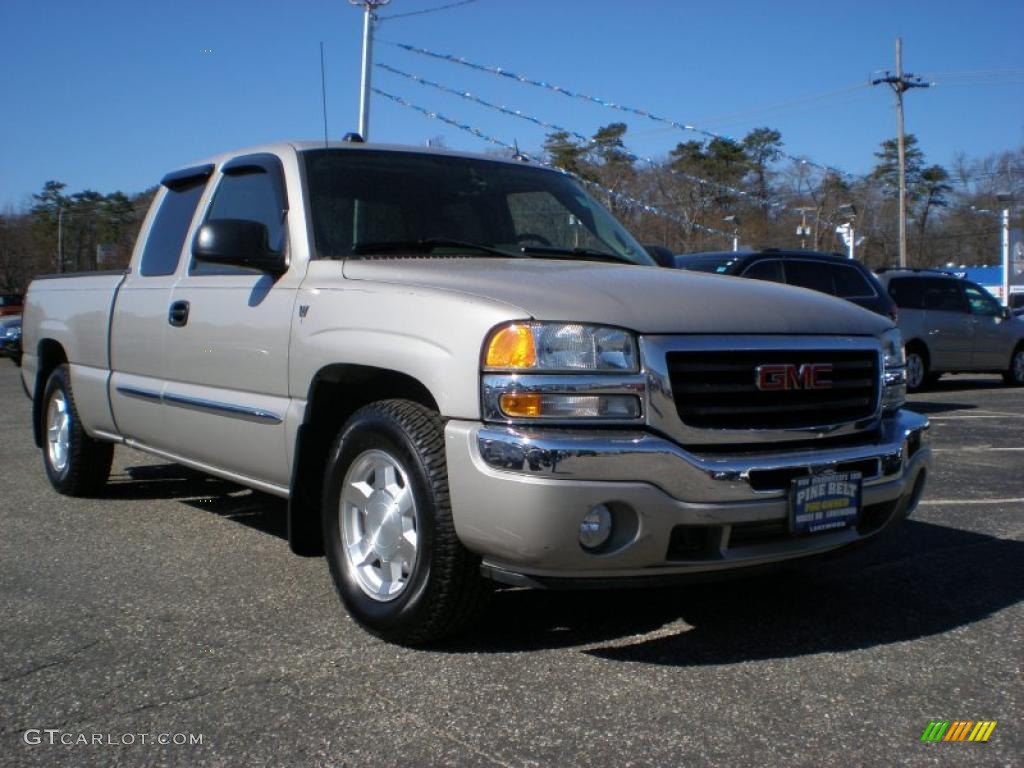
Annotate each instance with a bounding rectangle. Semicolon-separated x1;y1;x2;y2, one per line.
32;339;68;447
287;365;439;556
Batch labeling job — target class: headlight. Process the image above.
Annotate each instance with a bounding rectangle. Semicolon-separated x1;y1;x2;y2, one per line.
484;322;638;372
880;328;906;411
482;322;644;422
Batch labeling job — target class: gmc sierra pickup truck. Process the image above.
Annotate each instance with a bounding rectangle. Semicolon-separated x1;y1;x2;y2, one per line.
22;140;930;644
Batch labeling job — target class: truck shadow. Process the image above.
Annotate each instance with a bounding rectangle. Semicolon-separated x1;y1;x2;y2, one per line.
104;463;1022;664
902;401;976;415
449;521;1023;664
105;463;287;539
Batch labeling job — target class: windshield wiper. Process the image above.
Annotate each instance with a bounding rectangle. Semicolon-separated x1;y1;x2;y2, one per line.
351;239;521;258
517;245;634;264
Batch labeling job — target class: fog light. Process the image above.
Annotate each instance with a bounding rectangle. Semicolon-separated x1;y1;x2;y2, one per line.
579;504;613;550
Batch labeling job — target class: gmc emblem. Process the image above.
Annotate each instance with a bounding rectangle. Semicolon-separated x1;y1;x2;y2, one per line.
755;363;834;391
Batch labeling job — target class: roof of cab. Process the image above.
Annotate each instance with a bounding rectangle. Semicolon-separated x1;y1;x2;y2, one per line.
165;139;549;181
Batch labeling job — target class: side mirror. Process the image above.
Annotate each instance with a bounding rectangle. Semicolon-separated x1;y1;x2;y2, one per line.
1003;306;1013;320
192;219;287;275
643;244;677;268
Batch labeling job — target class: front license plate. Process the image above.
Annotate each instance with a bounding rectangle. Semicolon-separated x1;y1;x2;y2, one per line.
790;471;862;534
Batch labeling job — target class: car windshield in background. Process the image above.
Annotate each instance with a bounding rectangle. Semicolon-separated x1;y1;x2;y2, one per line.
676;256;740;274
302;149;654;266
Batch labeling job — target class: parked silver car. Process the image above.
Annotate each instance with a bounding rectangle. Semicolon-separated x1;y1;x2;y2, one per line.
876;269;1024;390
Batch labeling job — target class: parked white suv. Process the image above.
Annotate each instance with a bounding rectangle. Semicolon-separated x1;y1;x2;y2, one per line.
877;269;1024;390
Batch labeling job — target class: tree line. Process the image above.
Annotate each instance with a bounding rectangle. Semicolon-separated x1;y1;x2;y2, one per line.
0;130;1020;292
544;125;1022;268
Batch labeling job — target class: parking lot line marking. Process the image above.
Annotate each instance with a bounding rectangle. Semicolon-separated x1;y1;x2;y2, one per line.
919;497;1024;506
932;447;1024;452
926;414;1010;420
973;409;1024;418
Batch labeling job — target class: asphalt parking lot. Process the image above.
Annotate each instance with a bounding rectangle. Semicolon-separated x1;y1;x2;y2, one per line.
1;363;1020;768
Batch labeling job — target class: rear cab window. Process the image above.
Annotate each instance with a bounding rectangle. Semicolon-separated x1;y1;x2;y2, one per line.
138;166;212;277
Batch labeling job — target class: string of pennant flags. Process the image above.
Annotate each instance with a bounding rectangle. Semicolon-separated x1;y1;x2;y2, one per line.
372;87;731;238
376;62;790;212
384;40;855;180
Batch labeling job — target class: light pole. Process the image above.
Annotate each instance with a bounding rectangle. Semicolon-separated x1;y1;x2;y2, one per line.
795;207;815;249
723;215;740;252
348;0;391;140
997;193;1014;307
836;204;858;260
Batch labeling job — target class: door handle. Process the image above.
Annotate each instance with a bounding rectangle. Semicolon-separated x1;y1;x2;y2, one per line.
168;300;190;327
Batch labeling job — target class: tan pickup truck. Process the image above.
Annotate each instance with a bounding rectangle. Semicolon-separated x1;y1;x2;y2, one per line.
22;140;930;644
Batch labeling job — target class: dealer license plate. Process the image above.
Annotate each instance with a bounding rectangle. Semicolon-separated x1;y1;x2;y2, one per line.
790;471;862;534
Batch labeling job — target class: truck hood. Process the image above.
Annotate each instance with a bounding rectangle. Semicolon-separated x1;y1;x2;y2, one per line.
342;257;892;336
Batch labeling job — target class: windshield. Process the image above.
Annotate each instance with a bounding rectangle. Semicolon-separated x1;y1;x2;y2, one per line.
677;256;740;274
302;149;654;266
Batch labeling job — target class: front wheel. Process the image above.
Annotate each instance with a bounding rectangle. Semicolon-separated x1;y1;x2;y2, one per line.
41;364;114;496
321;400;489;645
1005;345;1024;386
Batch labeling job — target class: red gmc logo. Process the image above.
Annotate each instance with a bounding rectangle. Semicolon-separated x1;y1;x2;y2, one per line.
755;363;834;391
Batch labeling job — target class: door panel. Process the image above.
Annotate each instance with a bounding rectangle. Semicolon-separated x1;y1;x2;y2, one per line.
109;172;210;446
963;282;1013;369
162;274;297;485
160;154;298;486
920;279;972;371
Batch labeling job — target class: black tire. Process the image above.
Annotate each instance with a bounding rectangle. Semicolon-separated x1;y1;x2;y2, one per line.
321;399;489;645
905;344;931;392
40;364;114;496
1004;344;1024;386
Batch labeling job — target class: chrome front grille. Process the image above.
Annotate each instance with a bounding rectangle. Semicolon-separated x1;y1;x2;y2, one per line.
666;349;879;430
641;335;883;446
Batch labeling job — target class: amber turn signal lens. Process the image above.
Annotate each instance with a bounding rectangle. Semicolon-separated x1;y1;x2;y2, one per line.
485;324;537;369
499;393;543;417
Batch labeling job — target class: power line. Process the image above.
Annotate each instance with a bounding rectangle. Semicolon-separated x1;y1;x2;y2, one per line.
372;87;731;238
384;40;856;180
376;62;790;210
379;0;478;22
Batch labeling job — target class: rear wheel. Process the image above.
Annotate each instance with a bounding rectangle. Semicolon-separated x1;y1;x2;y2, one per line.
41;364;114;496
1005;344;1024;386
905;345;931;392
321;399;489;645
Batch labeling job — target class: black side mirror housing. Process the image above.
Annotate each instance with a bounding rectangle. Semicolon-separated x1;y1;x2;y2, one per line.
1003;306;1013;320
643;244;677;268
192;219;287;275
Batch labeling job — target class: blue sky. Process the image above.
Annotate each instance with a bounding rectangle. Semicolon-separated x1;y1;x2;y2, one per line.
1;0;1021;210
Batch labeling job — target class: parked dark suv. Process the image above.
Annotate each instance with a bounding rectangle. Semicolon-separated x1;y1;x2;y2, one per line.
675;250;897;320
0;293;23;317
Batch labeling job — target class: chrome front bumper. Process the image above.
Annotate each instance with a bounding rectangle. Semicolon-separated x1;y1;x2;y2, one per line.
444;410;930;582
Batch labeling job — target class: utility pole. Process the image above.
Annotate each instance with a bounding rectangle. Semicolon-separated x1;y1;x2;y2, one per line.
348;0;391;140
872;38;929;268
